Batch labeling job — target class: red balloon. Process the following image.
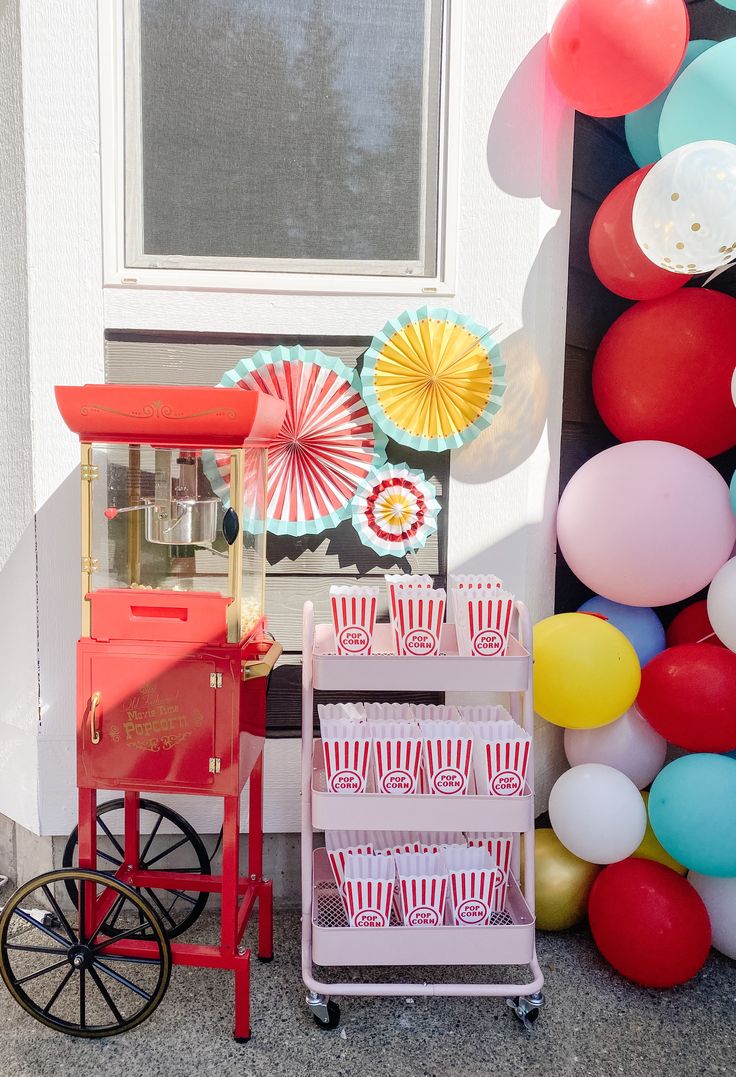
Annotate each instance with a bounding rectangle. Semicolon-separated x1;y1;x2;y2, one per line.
588;859;711;988
592;290;736;458
637;643;736;751
589;169;691;300
548;0;689;117
666;600;725;649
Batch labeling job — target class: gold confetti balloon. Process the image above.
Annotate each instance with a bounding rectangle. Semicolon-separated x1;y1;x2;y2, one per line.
632;140;736;275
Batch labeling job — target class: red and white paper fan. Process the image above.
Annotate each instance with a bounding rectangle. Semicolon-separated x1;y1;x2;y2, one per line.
351;462;440;557
205;346;387;536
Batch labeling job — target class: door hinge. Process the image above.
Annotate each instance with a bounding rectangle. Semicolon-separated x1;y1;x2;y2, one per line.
81;557;99;573
208;757;221;774
209;672;223;688
81;464;99;482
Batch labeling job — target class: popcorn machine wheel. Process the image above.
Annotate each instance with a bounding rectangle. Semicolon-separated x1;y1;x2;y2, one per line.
0;384;286;1040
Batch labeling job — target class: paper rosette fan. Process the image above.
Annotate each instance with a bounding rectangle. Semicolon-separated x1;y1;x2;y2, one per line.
361;306;506;452
351;463;440;557
204;346;387;536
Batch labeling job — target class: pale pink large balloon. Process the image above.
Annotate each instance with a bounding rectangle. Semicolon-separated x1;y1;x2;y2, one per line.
557;441;736;606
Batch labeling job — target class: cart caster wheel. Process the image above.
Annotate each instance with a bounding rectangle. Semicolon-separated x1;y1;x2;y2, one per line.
257;955;273;963
0;868;171;1038
506;992;543;1031
306;991;340;1030
234;1035;251;1043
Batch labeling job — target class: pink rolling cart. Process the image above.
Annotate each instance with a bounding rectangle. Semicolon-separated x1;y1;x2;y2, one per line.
300;599;544;1031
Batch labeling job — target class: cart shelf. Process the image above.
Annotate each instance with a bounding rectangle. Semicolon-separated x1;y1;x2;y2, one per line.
311;741;534;832
312;622;530;692
311;848;535;968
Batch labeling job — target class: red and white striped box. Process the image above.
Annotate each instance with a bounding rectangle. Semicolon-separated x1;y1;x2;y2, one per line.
420;720;474;796
343;853;396;928
472;719;531;798
370;720;423;795
329;585;379;655
454;588;515;657
371;831;423;856
394;852;448;927
325;831;374;904
387;581;446;654
445;846;497;926
318;707;372;794
466;832;514;913
418;832;466;854
448;574;504;623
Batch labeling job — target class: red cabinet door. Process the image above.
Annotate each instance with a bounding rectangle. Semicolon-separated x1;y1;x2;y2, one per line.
77;644;225;792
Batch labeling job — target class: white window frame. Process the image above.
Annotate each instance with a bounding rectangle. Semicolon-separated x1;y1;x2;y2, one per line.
99;0;462;297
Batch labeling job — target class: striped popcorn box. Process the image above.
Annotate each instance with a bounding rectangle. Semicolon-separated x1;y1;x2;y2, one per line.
418;831;466;854
362;702;412;723
454;588;515;657
384;574;434;652
412;703;461;723
391;587;446;657
371;831;423;855
445;845;497;926
319;716;372;794
395;852;448;927
324;831;374;898
329;585;379;655
370;720;423;795
420;720;474;796
448;574;504;622
343;852;396;928
459;704;515;725
473;719;531;798
466;831;514;912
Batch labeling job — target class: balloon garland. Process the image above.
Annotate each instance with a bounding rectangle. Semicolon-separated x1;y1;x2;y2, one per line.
538;0;736;986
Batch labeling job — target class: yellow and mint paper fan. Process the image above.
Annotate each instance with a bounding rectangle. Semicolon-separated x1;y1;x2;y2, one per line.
361;306;505;452
351;462;440;557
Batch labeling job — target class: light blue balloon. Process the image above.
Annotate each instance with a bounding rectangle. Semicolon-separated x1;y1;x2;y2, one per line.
649;754;736;877
730;470;736;516
715;0;736;9
577;596;664;667
625;40;715;168
659;38;736;154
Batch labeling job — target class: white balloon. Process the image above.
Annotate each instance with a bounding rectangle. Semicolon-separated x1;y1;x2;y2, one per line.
632;140;736;275
549;764;647;865
564;706;667;789
689;872;736;959
707;557;736;651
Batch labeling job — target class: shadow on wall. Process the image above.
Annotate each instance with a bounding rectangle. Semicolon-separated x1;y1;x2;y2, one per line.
487;35;570;209
452;224;566;485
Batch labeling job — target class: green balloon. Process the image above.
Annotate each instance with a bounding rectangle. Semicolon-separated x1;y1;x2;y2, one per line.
624;40;715;168
659;38;736;154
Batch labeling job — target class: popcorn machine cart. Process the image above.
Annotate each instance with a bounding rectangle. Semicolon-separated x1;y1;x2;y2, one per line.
0;384;285;1040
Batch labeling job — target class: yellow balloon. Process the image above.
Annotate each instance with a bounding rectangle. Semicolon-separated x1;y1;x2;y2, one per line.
533;829;601;931
632;791;687;875
533;613;641;729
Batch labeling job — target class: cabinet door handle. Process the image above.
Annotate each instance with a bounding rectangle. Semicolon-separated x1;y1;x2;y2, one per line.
89;691;101;745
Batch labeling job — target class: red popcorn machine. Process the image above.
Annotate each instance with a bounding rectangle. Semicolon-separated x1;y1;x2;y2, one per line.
0;384;286;1040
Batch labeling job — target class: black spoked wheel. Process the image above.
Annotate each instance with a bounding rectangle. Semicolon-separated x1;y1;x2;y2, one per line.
0;869;171;1038
62;799;210;939
313;1000;341;1030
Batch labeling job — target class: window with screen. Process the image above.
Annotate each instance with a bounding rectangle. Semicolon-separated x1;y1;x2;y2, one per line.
124;0;446;276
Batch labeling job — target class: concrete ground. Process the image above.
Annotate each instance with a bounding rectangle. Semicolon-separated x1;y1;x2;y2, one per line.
0;908;733;1077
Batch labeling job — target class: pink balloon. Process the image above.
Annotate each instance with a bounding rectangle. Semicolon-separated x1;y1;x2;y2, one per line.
557;441;736;606
564;706;667;789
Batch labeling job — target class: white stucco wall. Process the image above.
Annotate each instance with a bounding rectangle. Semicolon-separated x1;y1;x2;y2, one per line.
0;0;572;837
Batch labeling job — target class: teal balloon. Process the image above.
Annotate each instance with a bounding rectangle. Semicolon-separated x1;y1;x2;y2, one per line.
659;38;736;154
625;40;715;168
649;755;736;877
715;0;736;8
730;470;736;516
578;596;664;666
